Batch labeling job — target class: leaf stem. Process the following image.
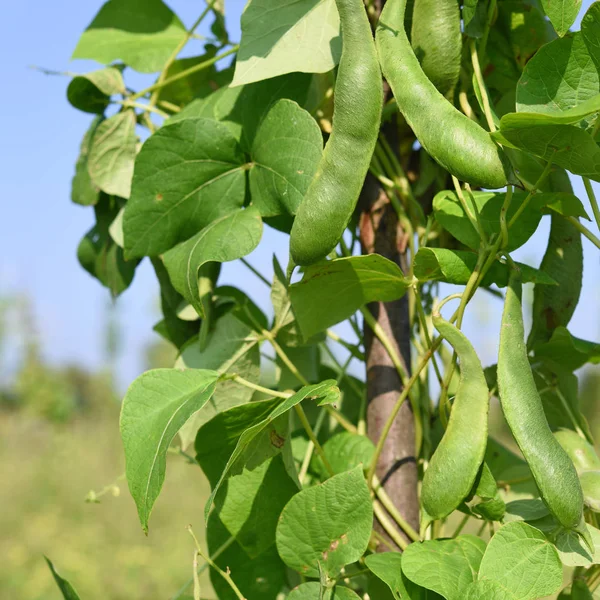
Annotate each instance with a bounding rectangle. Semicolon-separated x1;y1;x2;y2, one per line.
149;2;218;107
566;215;600;250
508;158;554;228
452;175;487;243
372;475;420;542
583;177;600;232
130;46;239;101
373;500;409;550
114;99;170;118
294;403;335;477
187;526;246;600
470;40;496;132
240;257;271;287
227;373;291;399
299;407;328;484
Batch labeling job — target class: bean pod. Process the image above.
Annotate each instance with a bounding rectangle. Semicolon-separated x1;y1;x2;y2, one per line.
290;0;382;266
421;314;489;520
498;270;584;530
376;0;510;189
554;429;600;474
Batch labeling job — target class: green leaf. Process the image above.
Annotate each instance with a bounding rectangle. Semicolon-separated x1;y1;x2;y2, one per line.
205;380;340;518
72;0;186;73
433;190;542;252
401;536;486;600
516;32;599;115
276;344;320;390
540;0;582;37
215;454;298;558
504;499;549;523
77;196;138;297
67;67;125;114
533;192;591;220
464;579;516;599
492;117;600;182
124;118;246;258
463;0;487;38
582;3;600;71
207;512;287;600
155;51;218;107
175;313;260;449
533;327;600;371
288;583;362;599
232;0;341;87
289;255;410;340
365;553;425;600
249;99;323;217
120;368;218;532
312;431;374;479
214;285;269;332
163;207;263;317
108;206;125;247
71;117;102;206
276;466;372;578
45;557;81;600
88;109;137;198
478;522;563;599
413;248;557;287
554;525;600;567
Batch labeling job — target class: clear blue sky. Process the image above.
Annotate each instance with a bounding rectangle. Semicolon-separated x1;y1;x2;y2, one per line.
1;1;598;392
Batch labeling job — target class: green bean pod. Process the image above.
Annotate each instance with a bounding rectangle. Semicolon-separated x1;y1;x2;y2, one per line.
579;471;600;512
528;171;583;347
290;0;382;266
421;315;489;520
498;271;584;530
554;429;600;474
411;0;461;98
376;0;510;189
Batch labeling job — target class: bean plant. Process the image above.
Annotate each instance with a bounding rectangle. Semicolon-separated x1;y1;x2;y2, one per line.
47;0;600;598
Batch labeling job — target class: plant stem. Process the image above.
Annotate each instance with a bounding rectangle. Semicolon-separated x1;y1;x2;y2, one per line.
172;536;236;600
187;526;246;600
370;528;397;552
373;500;409;551
294;403;335;477
240;257;271;287
413;287;444;387
452;513;470;538
131;46;239;101
114;99;170;118
470;40;496;131
452;175;480;237
149;2;218;107
583;177;600;232
299;407;328;484
227;374;290;399
372;475;420;542
508;159;554;228
567;216;600;250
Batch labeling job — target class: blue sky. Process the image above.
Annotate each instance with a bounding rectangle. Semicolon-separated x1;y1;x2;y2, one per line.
1;0;599;392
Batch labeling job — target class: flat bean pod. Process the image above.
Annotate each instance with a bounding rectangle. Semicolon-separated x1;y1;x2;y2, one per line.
411;0;461;98
498;271;584;530
290;0;382;266
421;315;489;520
376;0;510;189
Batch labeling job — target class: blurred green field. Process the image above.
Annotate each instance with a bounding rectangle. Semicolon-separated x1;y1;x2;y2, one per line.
0;409;215;600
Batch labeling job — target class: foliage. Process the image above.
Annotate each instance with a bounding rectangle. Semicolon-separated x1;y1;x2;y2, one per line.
47;0;600;598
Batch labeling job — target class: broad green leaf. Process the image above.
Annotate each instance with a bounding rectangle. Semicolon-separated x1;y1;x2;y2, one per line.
289;255;410;340
88;110;137;198
554;525;600;566
163;207;263;316
72;0;186;73
67;67;125;114
124;118;246;258
504;499;549;523
215;454;298;558
365;552;425;600
582;3;600;71
401;536;486;600
413;248;557;287
45;557;81;600
151;258;198;349
311;431;374;479
169;72;312;150
214;285;269;332
155;51;218;107
288;583;362;599
478;522;563;599
433;190;542;252
120;368;218;532
516;33;599;115
540;0;582;37
533;192;591;220
533;327;600;371
175;313;260;449
463;0;487;38
492;118;600;182
205;380;340;517
207;512;287;600
77;196;138;297
249;99;323;217
108;206;125;247
71;117;102;206
464;579;516;599
276;466;372;578
276;344;320;390
232;0;341;87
